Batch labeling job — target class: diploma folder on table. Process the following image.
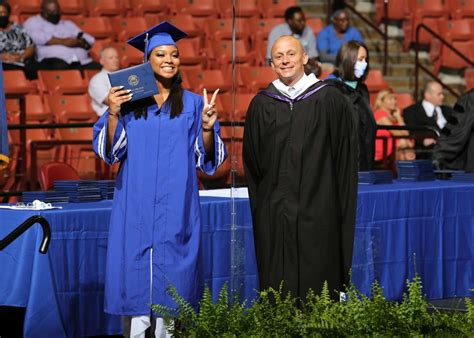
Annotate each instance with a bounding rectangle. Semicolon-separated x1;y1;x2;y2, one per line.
107;62;158;102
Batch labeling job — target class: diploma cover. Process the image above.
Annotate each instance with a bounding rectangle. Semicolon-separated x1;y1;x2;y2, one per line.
108;62;158;101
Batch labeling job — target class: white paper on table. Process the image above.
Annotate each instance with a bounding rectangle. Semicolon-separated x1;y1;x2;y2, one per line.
0;200;63;210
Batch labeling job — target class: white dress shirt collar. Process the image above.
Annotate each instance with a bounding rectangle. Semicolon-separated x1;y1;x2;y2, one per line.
272;73;319;100
422;100;447;129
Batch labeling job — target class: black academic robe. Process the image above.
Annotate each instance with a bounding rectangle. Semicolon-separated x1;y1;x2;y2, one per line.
243;82;358;300
433;89;474;172
324;79;376;171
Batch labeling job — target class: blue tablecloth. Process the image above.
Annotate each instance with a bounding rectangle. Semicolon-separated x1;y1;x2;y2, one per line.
0;181;473;337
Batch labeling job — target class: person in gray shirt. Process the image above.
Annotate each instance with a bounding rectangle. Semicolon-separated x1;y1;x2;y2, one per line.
266;6;320;76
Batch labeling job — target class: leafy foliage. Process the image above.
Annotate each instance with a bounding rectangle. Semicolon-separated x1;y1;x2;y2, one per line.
152;276;474;337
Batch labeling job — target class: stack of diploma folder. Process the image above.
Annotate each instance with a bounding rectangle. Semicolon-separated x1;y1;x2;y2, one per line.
22;191;69;203
450;171;474;182
396;160;436;181
358;171;393;184
53;180;115;202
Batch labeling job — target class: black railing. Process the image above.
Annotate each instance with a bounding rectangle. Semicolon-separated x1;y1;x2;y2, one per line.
414;23;474;101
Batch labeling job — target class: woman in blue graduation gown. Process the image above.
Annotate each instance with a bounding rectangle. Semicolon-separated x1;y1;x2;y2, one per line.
92;23;227;322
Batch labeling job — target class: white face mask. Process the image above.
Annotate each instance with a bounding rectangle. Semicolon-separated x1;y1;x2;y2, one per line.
354;61;367;79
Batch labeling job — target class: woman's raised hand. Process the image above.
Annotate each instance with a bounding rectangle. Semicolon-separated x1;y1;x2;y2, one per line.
201;88;219;131
107;86;133;117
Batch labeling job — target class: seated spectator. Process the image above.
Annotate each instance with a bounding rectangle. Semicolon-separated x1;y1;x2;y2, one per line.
24;0;100;71
0;0;37;79
88;47;120;117
403;81;454;159
373;89;415;161
317;9;364;64
266;6;320;76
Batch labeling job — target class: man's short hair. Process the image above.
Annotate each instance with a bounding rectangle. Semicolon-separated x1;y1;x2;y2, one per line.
423;80;437;94
284;6;303;21
331;9;347;20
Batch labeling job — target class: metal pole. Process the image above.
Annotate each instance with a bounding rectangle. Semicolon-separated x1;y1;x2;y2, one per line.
383;0;388;75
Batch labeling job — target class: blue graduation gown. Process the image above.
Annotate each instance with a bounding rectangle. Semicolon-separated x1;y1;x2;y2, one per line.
92;90;227;316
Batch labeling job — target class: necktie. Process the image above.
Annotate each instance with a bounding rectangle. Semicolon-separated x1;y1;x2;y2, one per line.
432;107;438;124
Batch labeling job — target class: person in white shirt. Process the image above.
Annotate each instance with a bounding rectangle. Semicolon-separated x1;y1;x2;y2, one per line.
403;81;454;159
88;47;120;117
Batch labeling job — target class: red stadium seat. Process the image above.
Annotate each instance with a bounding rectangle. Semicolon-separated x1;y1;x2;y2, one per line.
258;0;297;18
58;0;85;16
181;69;231;93
306;18;324;36
110;42;143;67
219;93;254;121
71;17;114;41
85;0;126;16
112;17;149;42
433;40;474;74
46;94;96;123
218;1;260;18
365;69;389;93
3;71;38;95
402;0;449;51
239;66;277;92
38;162;81;190
84;69;101;81
167;15;202;39
248;18;284;46
449;0;474;19
130;0;168;16
465;68;474;90
171;0;218;17
396;93;415;112
205;18;251;43
57;127;96;178
210;40;256;75
11;0;41;16
38;70;87;95
374;0;409;25
176;40;206;70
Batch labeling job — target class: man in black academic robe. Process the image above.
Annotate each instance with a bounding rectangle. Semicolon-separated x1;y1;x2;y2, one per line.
243;36;358;300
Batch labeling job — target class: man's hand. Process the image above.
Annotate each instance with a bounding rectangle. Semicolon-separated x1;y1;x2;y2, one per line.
423;138;437;147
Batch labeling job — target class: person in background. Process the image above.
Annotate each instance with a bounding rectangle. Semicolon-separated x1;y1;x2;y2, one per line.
266;6;321;76
373;89;415;162
317;9;364;64
325;40;376;170
88;46;120;117
403;81;454;159
24;0;100;71
0;0;37;79
244;35;358;302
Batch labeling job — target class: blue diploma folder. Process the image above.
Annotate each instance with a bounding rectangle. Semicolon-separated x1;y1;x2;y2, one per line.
107;62;158;102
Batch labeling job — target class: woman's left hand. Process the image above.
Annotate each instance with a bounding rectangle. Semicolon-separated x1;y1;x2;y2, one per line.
202;88;219;131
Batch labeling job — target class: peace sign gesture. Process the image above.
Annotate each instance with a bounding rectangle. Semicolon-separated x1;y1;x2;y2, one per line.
202;88;219;131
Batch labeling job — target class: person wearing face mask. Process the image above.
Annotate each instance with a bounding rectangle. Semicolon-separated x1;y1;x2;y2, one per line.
0;1;37;79
325;40;376;170
23;0;100;71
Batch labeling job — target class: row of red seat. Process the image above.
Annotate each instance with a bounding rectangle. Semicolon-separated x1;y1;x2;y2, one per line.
11;0;297;20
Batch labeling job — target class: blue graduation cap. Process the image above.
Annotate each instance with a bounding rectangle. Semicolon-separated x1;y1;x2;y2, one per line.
127;21;188;62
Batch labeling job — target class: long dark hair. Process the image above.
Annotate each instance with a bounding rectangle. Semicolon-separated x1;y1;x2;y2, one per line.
334;40;369;82
133;72;184;119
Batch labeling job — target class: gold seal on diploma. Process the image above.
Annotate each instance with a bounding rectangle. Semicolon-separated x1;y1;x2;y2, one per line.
128;74;139;86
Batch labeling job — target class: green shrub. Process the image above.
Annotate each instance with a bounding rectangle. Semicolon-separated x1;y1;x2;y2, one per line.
151;275;474;337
